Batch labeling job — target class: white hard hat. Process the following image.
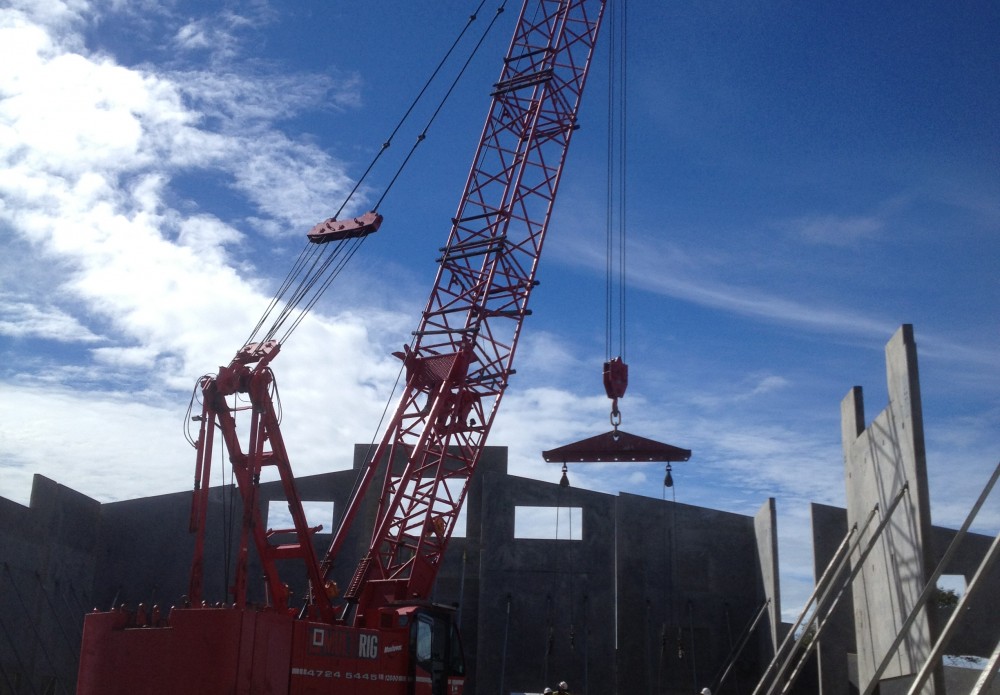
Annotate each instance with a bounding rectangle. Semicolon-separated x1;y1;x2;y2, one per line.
700;688;712;695
559;683;568;690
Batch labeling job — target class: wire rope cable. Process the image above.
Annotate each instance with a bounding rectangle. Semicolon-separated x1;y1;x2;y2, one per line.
373;2;509;213
238;0;509;354
189;3;512;550
604;0;628;362
618;0;628;361
335;0;499;221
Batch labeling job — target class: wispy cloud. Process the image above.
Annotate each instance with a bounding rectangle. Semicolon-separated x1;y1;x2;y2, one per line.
613;237;895;339
785;212;884;246
0;295;103;342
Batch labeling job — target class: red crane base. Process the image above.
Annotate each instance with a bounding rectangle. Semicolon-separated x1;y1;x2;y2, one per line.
77;605;462;695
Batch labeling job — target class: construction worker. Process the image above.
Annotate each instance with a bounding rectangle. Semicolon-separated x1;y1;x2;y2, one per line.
557;681;570;695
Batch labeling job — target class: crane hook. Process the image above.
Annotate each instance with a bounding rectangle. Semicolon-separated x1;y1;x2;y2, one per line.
604;357;628;436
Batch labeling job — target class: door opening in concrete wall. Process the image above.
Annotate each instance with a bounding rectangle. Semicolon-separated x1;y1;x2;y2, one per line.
266;500;335;535
514;506;583;540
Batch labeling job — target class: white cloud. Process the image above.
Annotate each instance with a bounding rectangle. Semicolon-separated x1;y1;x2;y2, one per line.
0;2;371;378
556;231;898;342
4;0;89;42
0;384;194;506
787;213;884;246
0;295;103;342
174;18;224;52
0;3;399;505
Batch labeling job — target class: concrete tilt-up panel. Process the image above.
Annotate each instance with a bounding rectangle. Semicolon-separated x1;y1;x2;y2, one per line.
840;325;938;693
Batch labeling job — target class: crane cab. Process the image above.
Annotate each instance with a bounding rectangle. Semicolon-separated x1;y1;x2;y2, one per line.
289;603;464;695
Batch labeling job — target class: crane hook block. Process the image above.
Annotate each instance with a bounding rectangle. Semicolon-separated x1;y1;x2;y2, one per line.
603;356;628;400
307;211;383;244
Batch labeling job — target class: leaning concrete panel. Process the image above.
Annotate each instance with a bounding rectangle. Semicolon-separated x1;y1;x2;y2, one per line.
810;502;1000;695
753;497;781;655
811;502;856;695
840;325;938;693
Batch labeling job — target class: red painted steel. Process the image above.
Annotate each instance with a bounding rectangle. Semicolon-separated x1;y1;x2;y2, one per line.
187;339;336;621
77;604;462;695
77;1;606;691
542;429;692;463
323;0;609;628
308;211;383;244
603;356;628;400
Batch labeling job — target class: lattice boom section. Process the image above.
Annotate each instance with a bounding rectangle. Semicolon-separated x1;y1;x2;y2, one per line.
339;0;606;617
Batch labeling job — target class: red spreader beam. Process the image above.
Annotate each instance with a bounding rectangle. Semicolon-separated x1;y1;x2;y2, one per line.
542;429;691;463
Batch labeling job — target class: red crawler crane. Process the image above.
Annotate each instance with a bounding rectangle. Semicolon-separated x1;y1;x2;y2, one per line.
76;1;607;693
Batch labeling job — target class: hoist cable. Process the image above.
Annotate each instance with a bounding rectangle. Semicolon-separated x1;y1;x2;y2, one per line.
618;0;629;361
243;242;319;348
278;234;369;343
263;241;353;344
258;0;513;539
255;241;344;346
604;0;628;361
327;339;414;555
603;0;616;361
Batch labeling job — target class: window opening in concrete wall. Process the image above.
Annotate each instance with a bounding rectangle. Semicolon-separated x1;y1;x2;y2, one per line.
935;573;966;606
454;502;467;538
266;500;335;535
514;506;583;540
443;478;468;538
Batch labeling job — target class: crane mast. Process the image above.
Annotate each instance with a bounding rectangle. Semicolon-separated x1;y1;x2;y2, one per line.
325;0;607;627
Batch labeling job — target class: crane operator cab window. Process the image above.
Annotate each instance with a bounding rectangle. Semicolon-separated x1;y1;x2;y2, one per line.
412;610;464;695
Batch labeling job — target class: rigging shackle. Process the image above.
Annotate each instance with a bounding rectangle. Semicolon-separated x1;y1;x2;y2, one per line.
610;403;622;431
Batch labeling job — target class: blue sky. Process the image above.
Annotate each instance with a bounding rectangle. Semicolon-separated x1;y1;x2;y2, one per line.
1;0;997;620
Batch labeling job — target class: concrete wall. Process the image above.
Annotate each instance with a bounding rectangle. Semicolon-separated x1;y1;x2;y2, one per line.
755;497;782;657
0;476;100;693
7;324;996;695
812;503;1000;695
840;325;939;693
0;446;778;695
614;493;773;694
